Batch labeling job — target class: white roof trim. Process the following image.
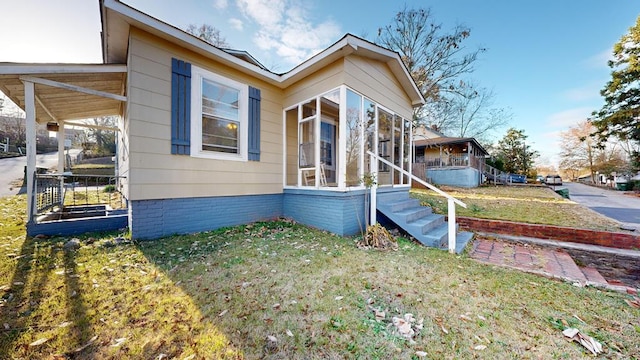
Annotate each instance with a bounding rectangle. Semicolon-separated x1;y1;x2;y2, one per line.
0;63;126;74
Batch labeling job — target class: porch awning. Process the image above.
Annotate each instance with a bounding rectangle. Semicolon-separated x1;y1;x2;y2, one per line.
0;63;126;124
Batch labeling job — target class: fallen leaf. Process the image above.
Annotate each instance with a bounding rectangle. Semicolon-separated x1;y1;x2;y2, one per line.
563;327;602;355
111;337;126;347
625;296;640;309
29;338;49;347
72;336;98;353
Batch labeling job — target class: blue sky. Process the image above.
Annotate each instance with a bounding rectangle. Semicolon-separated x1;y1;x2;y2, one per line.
1;0;639;166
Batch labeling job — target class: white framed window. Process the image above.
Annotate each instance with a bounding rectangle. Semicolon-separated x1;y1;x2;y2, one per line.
190;65;248;161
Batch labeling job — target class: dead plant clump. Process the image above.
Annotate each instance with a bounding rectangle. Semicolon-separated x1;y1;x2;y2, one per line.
358;223;398;250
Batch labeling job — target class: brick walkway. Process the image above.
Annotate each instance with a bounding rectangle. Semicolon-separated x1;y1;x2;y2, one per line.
469;239;608;286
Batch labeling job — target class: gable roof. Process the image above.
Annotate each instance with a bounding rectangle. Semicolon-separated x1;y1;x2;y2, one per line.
100;0;425;106
414;137;488;156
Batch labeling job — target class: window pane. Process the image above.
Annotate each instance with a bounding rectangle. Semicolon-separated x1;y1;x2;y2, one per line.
364;99;375;174
403;119;411;184
299;119;315;168
346;90;361;186
378;108;392;185
394;115;402;184
302;99;316;119
202;115;239;153
202;79;239;120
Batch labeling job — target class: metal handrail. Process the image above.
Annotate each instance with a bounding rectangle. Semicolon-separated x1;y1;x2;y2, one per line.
367;150;467;253
33;173;127;222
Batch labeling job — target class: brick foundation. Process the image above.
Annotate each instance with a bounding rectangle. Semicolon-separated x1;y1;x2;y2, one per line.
456;217;640;250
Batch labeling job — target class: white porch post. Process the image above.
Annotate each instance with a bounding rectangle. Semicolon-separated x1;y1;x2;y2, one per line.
25;81;36;223
337;86;346;189
57;120;65;173
447;198;456;253
370;152;377;225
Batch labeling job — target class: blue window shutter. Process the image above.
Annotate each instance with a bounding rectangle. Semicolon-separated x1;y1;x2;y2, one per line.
171;58;191;155
248;86;261;161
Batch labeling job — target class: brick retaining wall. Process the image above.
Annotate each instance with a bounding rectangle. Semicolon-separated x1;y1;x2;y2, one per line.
456;217;640;250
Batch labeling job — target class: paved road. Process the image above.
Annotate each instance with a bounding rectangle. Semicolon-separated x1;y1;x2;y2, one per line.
0;150;80;198
561;181;640;228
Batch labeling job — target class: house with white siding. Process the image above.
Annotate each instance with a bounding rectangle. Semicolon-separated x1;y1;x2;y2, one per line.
0;0;472;252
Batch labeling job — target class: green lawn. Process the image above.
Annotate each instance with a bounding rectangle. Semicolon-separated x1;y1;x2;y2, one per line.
1;195;639;359
411;185;625;232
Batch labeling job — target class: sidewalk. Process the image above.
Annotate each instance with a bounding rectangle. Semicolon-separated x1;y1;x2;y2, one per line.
469;237;638;294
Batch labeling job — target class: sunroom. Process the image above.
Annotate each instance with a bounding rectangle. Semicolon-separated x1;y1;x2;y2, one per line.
281;85;415;236
284;86;412;190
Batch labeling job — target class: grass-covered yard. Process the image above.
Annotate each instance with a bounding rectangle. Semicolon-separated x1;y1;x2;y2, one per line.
411;185;625;232
1;194;639;359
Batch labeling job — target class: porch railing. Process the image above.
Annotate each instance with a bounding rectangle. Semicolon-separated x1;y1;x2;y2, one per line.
367;151;467;253
33;173;127;222
415;154;484;170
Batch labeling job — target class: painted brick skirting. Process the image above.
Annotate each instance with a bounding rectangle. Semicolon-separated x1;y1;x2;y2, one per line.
283;189;366;236
130;194;283;239
456;216;640;250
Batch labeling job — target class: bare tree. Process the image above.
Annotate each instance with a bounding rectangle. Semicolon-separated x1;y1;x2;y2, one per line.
185;23;229;47
559;120;597;181
445;84;510;142
376;6;485;122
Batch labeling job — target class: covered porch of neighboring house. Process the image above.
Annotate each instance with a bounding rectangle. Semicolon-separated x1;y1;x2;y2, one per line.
0;63;128;236
413;137;488;188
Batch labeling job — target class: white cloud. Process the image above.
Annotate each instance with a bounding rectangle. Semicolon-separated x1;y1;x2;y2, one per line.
213;0;228;10
582;49;613;69
235;0;341;65
561;82;601;102
545;107;593;129
229;18;243;31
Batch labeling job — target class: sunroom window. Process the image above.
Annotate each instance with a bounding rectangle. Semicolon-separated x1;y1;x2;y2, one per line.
284;86;412;189
191;66;248;160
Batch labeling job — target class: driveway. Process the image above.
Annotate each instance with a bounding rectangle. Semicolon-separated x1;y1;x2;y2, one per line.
561;182;640;229
0;149;80;198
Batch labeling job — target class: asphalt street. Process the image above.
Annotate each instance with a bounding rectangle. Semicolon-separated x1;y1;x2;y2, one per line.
0;150;80;198
561;181;640;228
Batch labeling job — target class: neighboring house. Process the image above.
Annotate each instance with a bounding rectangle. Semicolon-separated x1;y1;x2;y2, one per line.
413;130;488;188
0;0;432;239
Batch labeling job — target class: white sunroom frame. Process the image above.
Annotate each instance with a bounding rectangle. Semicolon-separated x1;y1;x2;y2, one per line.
282;85;413;191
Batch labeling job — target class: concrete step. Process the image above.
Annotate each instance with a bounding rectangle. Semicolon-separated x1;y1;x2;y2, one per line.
392;206;433;223
388;198;421;212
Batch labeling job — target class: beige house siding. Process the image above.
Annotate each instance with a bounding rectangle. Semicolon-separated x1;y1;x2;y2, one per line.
343;55;414;120
283;59;345;108
126;28;283;201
